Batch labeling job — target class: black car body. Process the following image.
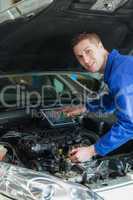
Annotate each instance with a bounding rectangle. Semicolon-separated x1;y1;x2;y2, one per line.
0;0;133;199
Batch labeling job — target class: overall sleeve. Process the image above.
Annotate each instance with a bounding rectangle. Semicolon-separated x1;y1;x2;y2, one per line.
94;83;133;156
85;92;115;113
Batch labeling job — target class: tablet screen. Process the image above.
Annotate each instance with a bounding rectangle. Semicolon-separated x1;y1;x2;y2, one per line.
40;108;75;126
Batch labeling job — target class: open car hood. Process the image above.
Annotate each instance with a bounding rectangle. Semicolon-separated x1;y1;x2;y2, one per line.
0;0;133;73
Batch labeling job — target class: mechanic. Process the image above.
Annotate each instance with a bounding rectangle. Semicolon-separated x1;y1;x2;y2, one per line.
63;32;133;163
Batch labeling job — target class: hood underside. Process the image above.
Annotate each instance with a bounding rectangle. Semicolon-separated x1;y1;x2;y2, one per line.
0;0;133;73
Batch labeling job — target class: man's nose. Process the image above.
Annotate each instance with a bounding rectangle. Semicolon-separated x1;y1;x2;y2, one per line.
83;53;90;64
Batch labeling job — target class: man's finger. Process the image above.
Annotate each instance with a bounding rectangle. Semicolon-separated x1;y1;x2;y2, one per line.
71;158;80;163
69;154;80;163
69;148;79;155
67;110;79;117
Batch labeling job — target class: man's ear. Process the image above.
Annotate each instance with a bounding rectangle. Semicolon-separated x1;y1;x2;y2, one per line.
98;41;104;48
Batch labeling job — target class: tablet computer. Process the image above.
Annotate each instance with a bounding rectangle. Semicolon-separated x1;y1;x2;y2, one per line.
40;107;75;127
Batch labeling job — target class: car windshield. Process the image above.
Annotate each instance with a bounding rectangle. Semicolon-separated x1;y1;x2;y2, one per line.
0;0;53;24
0;72;103;111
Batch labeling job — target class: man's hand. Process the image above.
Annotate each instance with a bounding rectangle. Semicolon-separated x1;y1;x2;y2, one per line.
0;145;7;161
62;105;86;117
68;145;97;162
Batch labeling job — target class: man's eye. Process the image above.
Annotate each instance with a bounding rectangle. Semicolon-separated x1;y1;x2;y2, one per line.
86;49;91;54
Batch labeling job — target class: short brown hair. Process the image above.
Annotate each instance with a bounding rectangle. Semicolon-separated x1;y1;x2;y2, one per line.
72;32;101;48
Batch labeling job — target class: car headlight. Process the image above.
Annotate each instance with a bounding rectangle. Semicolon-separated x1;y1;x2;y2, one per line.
41;185;55;199
27;180;56;200
27;177;102;200
71;187;92;200
68;183;103;200
0;162;103;200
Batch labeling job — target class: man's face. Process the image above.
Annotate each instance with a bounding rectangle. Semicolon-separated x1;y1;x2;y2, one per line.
73;38;106;73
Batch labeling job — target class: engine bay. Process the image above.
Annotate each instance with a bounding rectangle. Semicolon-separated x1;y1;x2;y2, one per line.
1;108;133;190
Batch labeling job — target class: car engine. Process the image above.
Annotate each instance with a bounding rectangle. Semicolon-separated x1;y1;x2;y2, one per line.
0;108;133;190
